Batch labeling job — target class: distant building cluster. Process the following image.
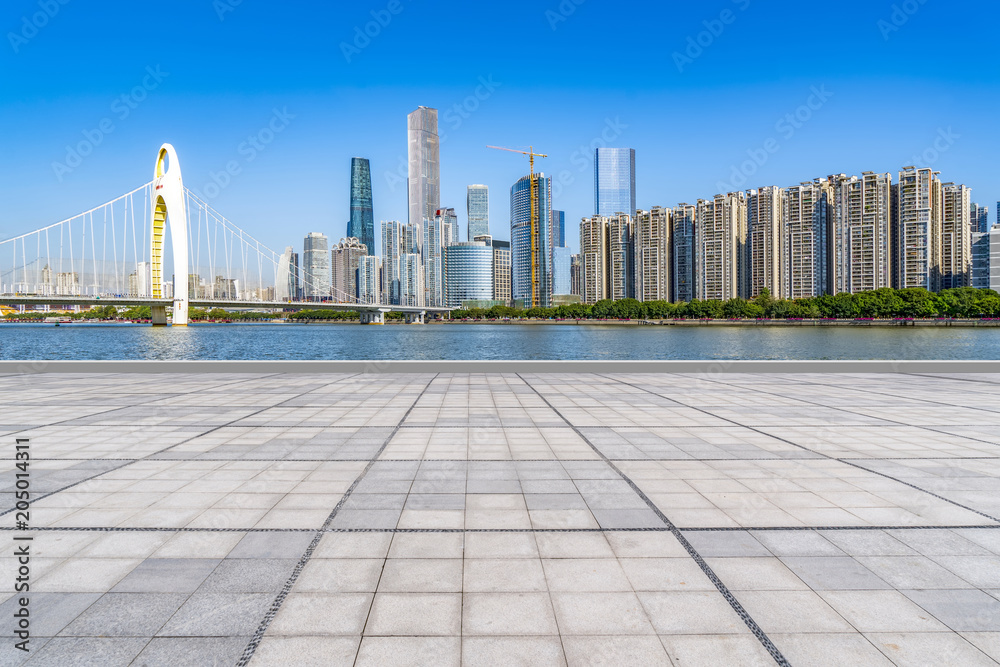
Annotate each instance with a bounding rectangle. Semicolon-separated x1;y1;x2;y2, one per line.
268;107;1000;311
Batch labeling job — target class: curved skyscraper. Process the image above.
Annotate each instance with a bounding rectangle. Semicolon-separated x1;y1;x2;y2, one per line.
510;173;553;308
348;157;375;255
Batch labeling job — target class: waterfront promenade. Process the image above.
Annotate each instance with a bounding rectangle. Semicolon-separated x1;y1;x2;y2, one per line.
1;370;1000;665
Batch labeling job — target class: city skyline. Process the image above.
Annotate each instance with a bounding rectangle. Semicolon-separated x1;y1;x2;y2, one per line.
4;3;999;259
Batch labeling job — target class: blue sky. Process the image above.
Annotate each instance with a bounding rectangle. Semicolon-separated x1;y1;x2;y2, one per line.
2;0;998;254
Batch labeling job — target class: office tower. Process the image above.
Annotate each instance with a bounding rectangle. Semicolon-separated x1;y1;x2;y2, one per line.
348;158;375;255
972;231;991;289
358;255;381;305
830;172;892;295
403;222;420;255
634;207;671;302
894;166;939;290
607;213;634;301
487;238;512;305
437;207;459;247
695;192;747;301
570;254;583;296
302;232;331;300
594;147;636;217
580;215;609;304
444;241;493;307
672;204;696;303
552;246;572;296
552;210;566;248
331;237;368;302
783;179;832;299
972;203;990;234
467;185;489;240
276;247;299;301
423;213;448;308
747;187;785;299
940;184;972;289
398;253;423;307
511;173;553;308
381;220;405;305
407;107;440;255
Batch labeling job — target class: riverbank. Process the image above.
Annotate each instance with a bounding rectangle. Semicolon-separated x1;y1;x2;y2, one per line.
432;318;1000;327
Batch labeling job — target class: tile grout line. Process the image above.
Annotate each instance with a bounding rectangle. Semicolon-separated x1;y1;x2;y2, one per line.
602;373;1000;527
236;373;439;667
517;373;792;667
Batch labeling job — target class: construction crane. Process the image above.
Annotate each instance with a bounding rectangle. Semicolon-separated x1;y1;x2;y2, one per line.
487;145;548;308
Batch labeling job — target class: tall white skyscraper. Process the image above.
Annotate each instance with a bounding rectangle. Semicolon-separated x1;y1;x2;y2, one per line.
830;172;892;295
634;208;671;302
783;179;832;299
381;220;405;305
407;107;440;256
467;185;489;240
940;183;972;289
894;166;939;290
747;187;785;299
302;232;330;300
695;192;747;301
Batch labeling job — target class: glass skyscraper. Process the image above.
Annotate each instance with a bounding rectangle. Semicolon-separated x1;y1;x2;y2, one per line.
552;209;566;248
595;147;636;217
444;241;493;307
467;185;489;240
510;173;553;308
552;246;572;296
348;158;374;255
407;107;440;255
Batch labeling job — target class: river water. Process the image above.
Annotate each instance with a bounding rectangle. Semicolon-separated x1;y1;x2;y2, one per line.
0;323;998;360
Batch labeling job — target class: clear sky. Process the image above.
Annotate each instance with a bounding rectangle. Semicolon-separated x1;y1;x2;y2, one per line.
2;0;998;255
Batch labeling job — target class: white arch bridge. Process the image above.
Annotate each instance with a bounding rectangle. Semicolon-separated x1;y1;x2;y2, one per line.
0;144;445;325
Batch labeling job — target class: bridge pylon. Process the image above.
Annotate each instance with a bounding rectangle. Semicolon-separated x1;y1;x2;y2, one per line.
150;144;189;326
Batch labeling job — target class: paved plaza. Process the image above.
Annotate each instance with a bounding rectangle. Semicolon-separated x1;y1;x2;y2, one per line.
1;371;1000;666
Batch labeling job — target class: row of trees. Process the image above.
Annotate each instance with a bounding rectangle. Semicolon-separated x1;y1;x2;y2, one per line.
449;288;1000;321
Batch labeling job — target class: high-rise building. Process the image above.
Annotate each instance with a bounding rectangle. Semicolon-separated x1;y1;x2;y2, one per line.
398;253;423;307
552;210;566;248
381;220;405;305
607;213;634;301
940;183;972;289
972;230;991;289
747;187;785;299
594;147;636;218
696;192;747;301
467;185;489;240
358;255;381;305
552;246;573;297
479;237;512;305
580;215;608;304
407;107;440;256
348;158;375;255
438;207;459;247
423;215;446;308
276;247;299;301
511;173;553;308
894;166;939;290
444;241;493;307
331;237;368;302
992;225;1000;293
634;207;670;302
971;203;990;234
830;172;892;295
303;232;330;300
784;179;832;299
672;204;697;303
570;253;583;297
